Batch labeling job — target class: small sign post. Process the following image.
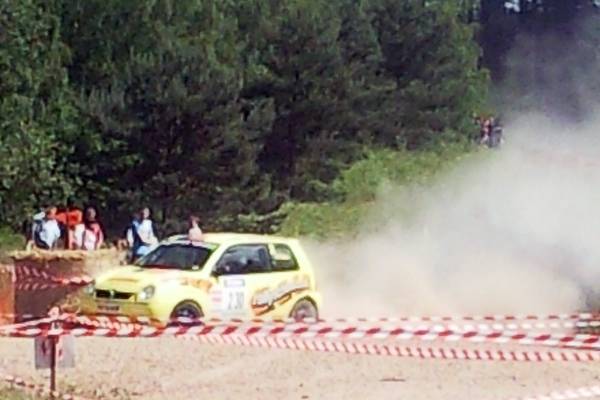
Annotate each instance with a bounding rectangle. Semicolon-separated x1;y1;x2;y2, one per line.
34;314;74;393
50;334;56;392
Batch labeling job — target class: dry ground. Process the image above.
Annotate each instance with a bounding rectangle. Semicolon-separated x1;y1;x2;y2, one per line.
1;336;599;400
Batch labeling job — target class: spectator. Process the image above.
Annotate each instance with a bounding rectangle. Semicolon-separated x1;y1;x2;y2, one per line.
75;207;104;250
56;202;83;249
130;207;157;260
126;211;140;247
126;211;142;262
479;117;492;146
32;207;61;250
188;215;203;242
489;118;504;148
26;207;48;250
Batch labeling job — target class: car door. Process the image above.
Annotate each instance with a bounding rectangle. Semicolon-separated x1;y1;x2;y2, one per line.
254;243;309;318
209;244;273;319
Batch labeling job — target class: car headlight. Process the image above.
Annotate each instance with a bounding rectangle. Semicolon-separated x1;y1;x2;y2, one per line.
83;283;95;296
138;285;155;301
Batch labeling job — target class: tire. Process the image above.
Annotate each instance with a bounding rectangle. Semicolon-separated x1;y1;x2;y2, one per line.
289;299;318;321
170;301;203;321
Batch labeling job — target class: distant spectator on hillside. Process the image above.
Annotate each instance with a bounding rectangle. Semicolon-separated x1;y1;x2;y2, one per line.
75;206;104;251
489;118;504;148
479;117;492;146
188;215;203;242
32;207;61;250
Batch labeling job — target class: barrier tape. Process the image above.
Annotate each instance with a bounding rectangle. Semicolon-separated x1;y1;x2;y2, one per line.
0;316;58;331
67;314;600;332
19;276;93;287
0;370;92;400
54;312;600;326
509;385;600;400
14;281;69;291
13;265;93;286
14;265;52;280
4;276;93;293
180;334;600;362
2;309;598;326
2;320;599;350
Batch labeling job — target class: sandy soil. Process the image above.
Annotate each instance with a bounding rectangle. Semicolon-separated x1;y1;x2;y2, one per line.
0;336;599;400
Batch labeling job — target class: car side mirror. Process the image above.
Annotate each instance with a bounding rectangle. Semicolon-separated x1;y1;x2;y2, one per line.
212;265;223;277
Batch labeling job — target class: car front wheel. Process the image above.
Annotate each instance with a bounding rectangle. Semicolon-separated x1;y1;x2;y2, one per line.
289;299;318;321
170;301;203;321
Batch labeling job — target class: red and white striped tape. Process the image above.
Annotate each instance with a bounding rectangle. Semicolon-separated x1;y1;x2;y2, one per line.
302;313;600;323
15;276;92;288
509;385;600;400
13;281;66;291
180;334;600;362
2;310;598;328
56;312;600;326
0;316;58;331
14;265;52;280
67;314;600;332
0;370;92;400
13;265;93;286
2;321;599;350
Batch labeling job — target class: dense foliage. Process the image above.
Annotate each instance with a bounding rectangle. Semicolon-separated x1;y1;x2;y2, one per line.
0;0;497;235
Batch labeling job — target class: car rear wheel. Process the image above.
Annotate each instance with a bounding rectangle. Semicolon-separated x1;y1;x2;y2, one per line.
289;299;318;321
171;301;203;321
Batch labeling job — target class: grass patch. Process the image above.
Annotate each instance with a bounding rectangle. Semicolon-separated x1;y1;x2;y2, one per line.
279;143;478;238
0;387;38;400
0;226;23;262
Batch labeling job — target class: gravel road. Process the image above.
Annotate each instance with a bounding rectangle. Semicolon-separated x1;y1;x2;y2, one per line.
1;336;599;400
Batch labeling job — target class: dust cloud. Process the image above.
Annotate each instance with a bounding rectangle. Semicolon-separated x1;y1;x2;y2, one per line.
305;115;600;318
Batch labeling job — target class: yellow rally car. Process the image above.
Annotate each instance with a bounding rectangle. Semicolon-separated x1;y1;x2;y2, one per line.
80;233;321;322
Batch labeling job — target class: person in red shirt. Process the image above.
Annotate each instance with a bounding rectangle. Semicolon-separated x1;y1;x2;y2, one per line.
56;203;83;249
75;207;104;251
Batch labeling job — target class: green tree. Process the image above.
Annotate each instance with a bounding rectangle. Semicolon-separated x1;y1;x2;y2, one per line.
371;0;488;148
63;0;273;231
238;0;384;202
0;0;80;227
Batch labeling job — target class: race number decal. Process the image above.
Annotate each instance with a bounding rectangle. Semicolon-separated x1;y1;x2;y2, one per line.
225;289;244;311
222;277;245;312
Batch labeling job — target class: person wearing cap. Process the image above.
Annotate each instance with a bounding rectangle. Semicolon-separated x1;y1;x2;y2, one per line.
33;207;61;250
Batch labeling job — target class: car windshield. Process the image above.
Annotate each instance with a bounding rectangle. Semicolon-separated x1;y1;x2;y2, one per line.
136;244;212;270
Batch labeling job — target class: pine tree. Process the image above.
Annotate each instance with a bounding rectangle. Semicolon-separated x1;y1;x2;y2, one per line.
371;0;488;148
0;0;80;227
237;0;377;201
65;0;271;228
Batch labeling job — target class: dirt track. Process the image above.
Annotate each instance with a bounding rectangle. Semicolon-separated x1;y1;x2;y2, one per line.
1;336;599;400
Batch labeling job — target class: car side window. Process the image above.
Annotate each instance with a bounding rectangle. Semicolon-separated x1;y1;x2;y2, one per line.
270;244;299;271
215;244;271;275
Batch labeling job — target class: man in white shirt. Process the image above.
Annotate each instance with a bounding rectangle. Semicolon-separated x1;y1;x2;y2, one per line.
34;207;61;250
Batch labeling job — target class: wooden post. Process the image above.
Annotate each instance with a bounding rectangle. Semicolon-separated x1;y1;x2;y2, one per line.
50;334;57;393
49;312;59;394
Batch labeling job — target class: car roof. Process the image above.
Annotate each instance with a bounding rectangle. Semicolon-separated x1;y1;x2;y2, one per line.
164;232;297;246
